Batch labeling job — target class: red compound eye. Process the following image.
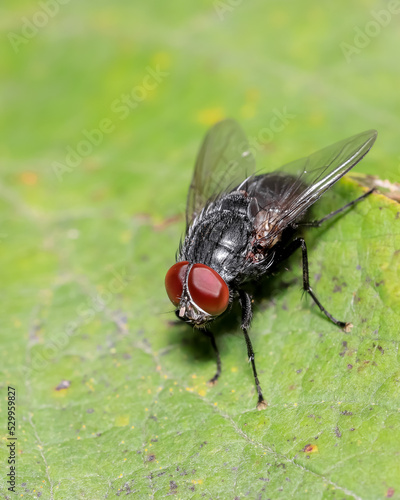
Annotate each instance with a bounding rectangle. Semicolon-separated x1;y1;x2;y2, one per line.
165;261;189;306
188;264;229;316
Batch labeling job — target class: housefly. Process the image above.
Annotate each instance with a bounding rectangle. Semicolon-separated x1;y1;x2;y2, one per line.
165;119;377;410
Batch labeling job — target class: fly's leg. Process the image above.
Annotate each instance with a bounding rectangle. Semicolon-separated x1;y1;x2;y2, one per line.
239;290;267;410
289;189;375;328
204;329;221;386
285;238;352;332
298;188;375;227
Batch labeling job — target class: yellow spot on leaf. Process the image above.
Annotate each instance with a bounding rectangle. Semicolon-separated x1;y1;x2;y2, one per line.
240;103;256;120
151;51;171;69
115;414;129;428
303;444;318;453
19;171;38;185
196;107;225;126
53;390;67;398
308;111;325;126
119;230;131;243
246;88;260;102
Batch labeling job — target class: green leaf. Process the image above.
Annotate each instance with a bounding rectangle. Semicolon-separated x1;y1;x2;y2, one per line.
1;1;400;499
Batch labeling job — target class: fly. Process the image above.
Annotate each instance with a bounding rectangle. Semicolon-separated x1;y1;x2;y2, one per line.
165;119;377;410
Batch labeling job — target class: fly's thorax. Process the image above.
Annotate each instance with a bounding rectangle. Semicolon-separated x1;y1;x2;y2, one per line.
179;196;253;283
218;191;250;215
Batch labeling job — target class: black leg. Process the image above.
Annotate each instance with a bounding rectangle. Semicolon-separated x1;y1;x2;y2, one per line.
284;238;352;332
239;290;267;410
298;188;375;227
204;329;221;386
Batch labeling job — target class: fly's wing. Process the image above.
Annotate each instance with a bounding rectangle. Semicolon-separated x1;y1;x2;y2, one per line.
186;119;256;226
254;129;377;234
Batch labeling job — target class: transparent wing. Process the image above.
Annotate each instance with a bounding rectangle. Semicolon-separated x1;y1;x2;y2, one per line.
253;129;378;230
186;119;256;225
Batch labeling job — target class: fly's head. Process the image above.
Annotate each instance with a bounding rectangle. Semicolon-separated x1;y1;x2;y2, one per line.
165;261;230;328
175;297;212;327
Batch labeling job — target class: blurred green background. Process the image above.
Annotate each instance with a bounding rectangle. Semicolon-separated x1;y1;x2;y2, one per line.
1;1;400;499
